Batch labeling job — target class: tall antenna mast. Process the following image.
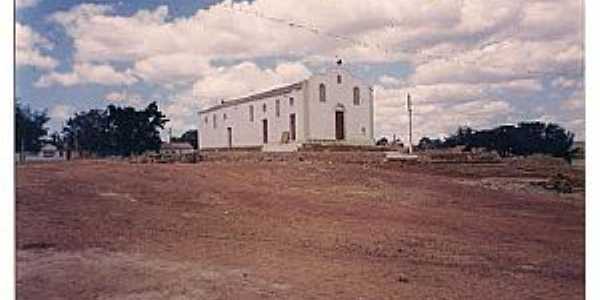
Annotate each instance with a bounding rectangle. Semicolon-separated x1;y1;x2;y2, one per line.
407;93;413;154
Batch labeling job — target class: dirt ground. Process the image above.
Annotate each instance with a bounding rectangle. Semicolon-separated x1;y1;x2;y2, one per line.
16;159;584;299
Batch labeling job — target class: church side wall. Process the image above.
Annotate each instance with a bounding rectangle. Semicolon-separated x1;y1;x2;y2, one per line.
198;87;305;149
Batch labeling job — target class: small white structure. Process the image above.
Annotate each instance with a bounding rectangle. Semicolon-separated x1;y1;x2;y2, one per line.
198;67;374;150
39;144;59;158
16;144;63;162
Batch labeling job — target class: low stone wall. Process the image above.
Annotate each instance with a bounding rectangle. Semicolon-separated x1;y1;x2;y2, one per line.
299;144;394;152
416;149;501;163
199;146;262;152
199;151;387;164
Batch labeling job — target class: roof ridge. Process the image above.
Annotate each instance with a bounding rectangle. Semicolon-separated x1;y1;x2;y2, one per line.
199;80;304;114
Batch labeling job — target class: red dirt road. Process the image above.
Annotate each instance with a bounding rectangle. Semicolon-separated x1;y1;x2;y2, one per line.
16;160;584;299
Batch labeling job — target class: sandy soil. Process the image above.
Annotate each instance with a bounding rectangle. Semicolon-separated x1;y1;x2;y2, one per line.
16;159;584;299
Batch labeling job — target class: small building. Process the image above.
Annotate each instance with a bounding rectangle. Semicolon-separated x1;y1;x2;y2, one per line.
571;141;585;158
197;67;374;150
39;144;59;158
160;142;195;155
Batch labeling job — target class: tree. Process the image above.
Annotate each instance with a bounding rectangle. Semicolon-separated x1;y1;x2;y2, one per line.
444;126;474;148
440;122;574;159
417;137;443;150
49;131;65;152
15;101;50;153
540;123;574;157
172;129;198;149
64;109;109;156
375;137;389;146
63;102;169;157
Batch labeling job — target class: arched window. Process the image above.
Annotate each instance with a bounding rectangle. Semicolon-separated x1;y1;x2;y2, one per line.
319;83;326;102
212;114;217;129
353;87;360;105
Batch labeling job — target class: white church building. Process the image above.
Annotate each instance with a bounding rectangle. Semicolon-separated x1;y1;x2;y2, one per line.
198;67;374;150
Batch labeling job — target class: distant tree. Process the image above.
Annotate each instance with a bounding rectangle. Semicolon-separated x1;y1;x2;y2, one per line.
49;131;65;152
375;137;389;146
537;122;574;157
444;126;474;148
441;122;574;159
417;137;443;150
105;102;168;155
417;137;431;150
63;102;169;157
490;125;516;157
64;109;110;155
15;101;50;153
172;129;198;149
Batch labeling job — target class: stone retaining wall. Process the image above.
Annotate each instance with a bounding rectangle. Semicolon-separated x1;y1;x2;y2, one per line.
200;151;387;164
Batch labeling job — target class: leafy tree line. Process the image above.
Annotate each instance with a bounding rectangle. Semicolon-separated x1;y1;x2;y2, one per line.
417;122;575;159
63;102;168;157
15;101;49;153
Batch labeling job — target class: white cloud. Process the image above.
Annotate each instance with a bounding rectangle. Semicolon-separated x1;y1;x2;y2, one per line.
193;61;311;106
409;39;583;86
551;77;582;90
561;89;585;112
132;53;213;86
46;1;583;83
44;1;519;65
37;0;584;139
161;88;200;133
371;78;549;140
35;63;138;87
489;79;543;93
48;104;74;121
16;23;58;70
104;91;145;107
518;0;582;41
378;75;403;87
16;0;39;9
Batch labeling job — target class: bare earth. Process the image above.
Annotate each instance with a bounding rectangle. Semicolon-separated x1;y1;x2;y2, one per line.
16;159;584;299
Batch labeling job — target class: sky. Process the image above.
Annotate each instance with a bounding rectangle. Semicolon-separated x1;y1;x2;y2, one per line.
15;0;585;141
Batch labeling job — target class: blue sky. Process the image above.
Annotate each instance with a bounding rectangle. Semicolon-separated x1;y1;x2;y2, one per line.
16;0;585;141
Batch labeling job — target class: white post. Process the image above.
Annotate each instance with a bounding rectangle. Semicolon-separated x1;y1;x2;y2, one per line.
407;93;413;154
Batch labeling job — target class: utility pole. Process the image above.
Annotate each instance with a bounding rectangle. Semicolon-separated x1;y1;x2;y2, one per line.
407;93;413;154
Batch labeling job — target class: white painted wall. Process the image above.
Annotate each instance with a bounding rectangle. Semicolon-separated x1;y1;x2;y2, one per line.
198;67;374;149
198;87;305;148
